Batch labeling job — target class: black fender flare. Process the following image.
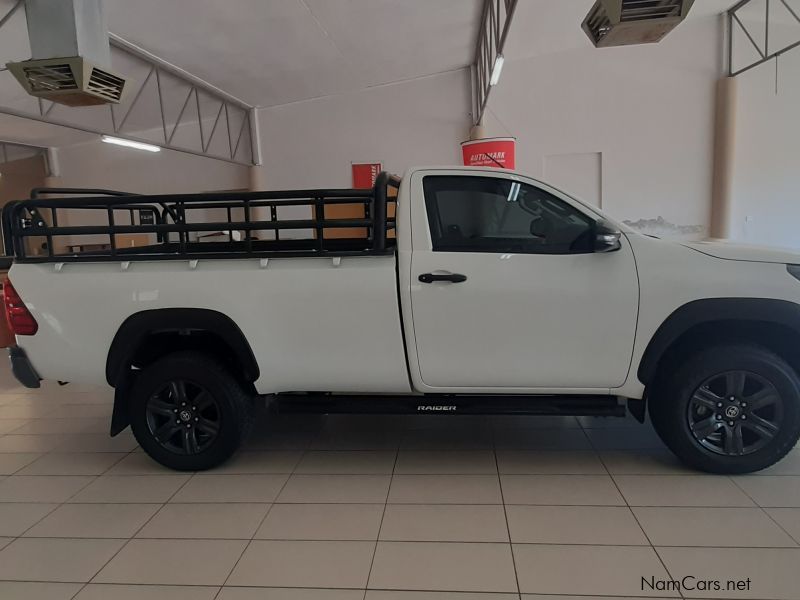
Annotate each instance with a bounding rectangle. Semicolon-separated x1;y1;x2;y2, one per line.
105;308;259;386
637;297;800;385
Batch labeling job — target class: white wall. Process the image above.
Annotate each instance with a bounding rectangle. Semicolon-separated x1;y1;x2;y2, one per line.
482;15;724;238
46;140;249;250
254;69;471;189
730;47;800;249
55;141;248;193
252;18;723;240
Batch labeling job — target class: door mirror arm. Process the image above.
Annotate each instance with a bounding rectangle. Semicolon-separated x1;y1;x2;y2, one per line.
593;220;622;253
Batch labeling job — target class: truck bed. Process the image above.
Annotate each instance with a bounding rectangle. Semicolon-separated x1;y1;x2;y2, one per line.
3;175;410;393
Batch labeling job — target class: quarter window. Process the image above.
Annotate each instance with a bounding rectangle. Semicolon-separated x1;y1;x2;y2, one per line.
423;176;594;254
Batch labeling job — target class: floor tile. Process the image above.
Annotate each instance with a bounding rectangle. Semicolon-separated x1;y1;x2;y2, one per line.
0;581;83;600
256;503;384;540
213;450;303;474
17;452;126;476
520;597;675;600
615;475;755;507
348;593;520;600
221;589;363;600
400;429;494;450
0;434;69;453
657;546;800;599
734;476;800;507
312;430;404;451
394;451;497;474
55;433;139;453
25;503;160;538
600;450;694;475
0;502;58;536
245;430;314;450
0;405;58;419
277;474;390;503
295;450;397;474
0;419;31;434
380;504;508;542
103;453;178;475
9;418;106;435
138;503;269;539
228;540;375;588
0;537;125;582
491;415;580;429
75;584;220;600
758;449;800;475
94;539;247;585
0;537;11;550
44;405;113;419
501;474;624;505
70;475;189;503
633;506;797;547
170;474;287;503
584;427;665;450
491;428;591;450
0;452;41;475
369;541;517;592
765;508;800;542
496;450;605;474
506;505;648;545
513;544;669;596
0;475;93;502
578;415;646;429
389;475;502;504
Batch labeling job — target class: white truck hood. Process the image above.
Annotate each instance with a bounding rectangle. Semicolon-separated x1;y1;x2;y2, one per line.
681;240;800;264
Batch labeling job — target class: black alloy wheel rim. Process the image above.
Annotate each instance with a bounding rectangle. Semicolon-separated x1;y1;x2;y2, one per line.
145;380;221;455
687;370;784;456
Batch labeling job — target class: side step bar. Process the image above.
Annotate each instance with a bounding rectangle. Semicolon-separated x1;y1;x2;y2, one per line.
272;394;626;417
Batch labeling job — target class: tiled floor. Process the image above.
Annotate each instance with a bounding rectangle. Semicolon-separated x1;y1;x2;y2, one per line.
0;365;799;600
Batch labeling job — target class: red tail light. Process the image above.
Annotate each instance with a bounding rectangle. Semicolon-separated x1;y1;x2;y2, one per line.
3;278;38;336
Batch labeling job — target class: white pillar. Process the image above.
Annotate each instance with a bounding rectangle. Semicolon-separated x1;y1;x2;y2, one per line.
709;77;737;240
469;122;487;141
248;165;266;191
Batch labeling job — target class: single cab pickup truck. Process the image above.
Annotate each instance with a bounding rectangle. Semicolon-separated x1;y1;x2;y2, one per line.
3;167;800;473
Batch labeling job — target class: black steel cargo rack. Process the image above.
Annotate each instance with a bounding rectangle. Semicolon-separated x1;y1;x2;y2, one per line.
2;172;399;263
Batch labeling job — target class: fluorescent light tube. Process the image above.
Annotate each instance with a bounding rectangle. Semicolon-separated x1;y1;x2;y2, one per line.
489;55;505;86
101;136;161;152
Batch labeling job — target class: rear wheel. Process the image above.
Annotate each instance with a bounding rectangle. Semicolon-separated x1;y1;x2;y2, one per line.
650;344;800;474
129;352;253;471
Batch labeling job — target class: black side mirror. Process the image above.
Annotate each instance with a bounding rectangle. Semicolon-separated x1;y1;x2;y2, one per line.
594;220;622;253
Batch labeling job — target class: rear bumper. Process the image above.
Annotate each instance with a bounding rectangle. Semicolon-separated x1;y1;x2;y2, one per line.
8;346;41;388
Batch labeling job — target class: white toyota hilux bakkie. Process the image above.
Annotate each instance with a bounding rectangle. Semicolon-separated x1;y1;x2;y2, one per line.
3;166;799;473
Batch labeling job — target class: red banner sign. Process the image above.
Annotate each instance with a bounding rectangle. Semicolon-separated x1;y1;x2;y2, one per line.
461;137;516;169
352;162;382;189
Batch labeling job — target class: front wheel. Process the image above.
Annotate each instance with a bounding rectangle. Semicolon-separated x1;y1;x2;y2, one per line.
650;344;800;474
129;352;254;471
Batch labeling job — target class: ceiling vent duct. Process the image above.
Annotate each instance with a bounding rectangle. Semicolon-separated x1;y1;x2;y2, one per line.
582;0;695;48
5;0;127;106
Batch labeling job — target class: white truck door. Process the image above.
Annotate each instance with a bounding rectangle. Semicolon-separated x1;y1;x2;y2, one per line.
406;170;639;391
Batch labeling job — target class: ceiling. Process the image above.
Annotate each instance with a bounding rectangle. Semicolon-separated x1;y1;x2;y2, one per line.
0;0;482;150
0;0;747;151
504;0;739;62
101;0;483;108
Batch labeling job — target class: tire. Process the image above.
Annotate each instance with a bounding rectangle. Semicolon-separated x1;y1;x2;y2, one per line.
129;351;254;471
650;344;800;474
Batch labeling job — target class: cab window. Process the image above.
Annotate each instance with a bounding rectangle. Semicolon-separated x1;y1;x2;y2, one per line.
423;175;594;254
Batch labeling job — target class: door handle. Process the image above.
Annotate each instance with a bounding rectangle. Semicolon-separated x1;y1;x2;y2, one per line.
418;272;467;284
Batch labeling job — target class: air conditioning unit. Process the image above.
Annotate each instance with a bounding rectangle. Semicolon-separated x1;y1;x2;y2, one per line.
4;0;127;107
7;57;126;107
582;0;695;48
